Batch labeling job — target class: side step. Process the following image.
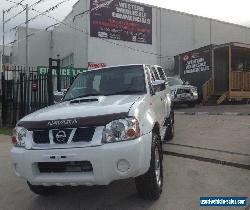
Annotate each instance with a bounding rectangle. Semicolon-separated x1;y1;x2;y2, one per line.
217;92;229;105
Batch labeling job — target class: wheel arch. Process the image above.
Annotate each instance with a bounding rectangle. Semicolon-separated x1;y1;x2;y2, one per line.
152;122;163;160
152;122;160;137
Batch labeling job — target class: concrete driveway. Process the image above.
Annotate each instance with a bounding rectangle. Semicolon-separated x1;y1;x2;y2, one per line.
0;114;249;210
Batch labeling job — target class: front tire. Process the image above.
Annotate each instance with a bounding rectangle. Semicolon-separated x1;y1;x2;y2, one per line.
187;102;195;107
27;182;58;196
135;133;163;200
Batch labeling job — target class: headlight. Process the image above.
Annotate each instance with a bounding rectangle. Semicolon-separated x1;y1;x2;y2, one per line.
102;117;140;143
12;127;27;147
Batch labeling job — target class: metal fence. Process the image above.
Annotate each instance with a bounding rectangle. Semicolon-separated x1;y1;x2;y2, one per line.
1;65;75;126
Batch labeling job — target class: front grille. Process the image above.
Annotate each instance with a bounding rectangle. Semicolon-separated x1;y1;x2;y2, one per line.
72;127;95;142
33;130;50;144
33;127;95;144
52;128;73;144
38;161;93;173
177;89;191;94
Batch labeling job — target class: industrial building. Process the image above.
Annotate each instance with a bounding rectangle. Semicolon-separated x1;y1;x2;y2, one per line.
8;0;250;73
0;45;11;69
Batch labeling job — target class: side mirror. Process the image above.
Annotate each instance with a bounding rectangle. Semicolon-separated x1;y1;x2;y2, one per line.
151;80;166;93
53;90;66;103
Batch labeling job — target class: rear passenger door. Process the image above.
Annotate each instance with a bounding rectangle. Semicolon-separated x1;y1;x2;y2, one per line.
149;66;166;127
156;66;167;82
155;66;171;118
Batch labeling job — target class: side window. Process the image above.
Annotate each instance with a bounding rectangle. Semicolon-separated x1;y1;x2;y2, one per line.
145;66;153;82
148;66;156;81
93;75;101;91
73;76;86;89
144;66;154;81
157;67;166;81
151;67;160;80
145;66;154;94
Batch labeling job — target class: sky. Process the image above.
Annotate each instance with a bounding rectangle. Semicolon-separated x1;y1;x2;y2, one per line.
1;0;250;44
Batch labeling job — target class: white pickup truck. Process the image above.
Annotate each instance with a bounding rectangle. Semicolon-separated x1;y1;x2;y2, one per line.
11;64;174;200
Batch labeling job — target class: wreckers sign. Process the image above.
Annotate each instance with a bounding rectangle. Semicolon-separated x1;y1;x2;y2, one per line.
90;0;152;44
37;66;87;77
182;51;211;75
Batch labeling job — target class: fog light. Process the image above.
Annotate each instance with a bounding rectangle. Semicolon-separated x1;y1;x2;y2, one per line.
117;159;130;173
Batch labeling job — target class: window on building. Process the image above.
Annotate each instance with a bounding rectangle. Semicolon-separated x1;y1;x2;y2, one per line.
2;55;10;64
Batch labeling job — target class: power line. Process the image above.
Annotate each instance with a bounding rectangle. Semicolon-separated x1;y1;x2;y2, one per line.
4;7;25;23
5;23;59;47
44;12;173;58
5;0;24;14
5;0;48;24
72;0;116;22
72;9;90;22
28;6;170;58
30;0;46;8
5;0;173;58
29;0;71;22
9;0;71;32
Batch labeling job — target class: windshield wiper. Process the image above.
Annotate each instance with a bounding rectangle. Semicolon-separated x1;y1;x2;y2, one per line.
104;90;144;96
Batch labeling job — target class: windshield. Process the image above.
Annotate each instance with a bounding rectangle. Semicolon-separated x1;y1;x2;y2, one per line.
63;65;146;101
167;77;184;86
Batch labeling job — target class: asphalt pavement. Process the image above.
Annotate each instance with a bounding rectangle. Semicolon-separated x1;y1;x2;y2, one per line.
0;114;249;210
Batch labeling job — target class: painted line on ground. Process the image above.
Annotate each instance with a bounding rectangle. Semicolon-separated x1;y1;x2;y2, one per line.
163;151;250;170
165;142;250;157
175;111;250;116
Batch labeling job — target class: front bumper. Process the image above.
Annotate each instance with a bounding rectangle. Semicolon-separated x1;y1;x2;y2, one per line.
171;93;198;103
10;133;152;186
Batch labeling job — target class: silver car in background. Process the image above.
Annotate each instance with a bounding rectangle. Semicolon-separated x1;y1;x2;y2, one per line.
168;77;198;107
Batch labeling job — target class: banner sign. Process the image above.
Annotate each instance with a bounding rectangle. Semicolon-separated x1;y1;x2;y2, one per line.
90;0;152;44
182;51;211;75
37;66;87;77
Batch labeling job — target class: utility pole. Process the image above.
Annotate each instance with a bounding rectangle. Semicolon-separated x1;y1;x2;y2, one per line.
57;54;61;92
1;10;5;127
25;4;29;72
2;10;5;67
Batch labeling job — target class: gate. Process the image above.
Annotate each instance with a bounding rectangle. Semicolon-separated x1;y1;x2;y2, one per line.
1;65;77;126
1;66;49;126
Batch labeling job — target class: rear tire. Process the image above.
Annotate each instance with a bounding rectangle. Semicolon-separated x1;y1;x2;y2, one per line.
27;182;58;196
135;133;163;200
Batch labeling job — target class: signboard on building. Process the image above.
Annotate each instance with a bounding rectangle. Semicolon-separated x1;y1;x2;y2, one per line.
182;51;210;75
37;66;87;77
88;62;106;69
90;0;152;44
179;47;212;95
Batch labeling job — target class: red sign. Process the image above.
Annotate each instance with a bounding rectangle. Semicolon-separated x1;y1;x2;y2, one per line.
88;62;106;69
32;82;38;91
183;54;189;62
